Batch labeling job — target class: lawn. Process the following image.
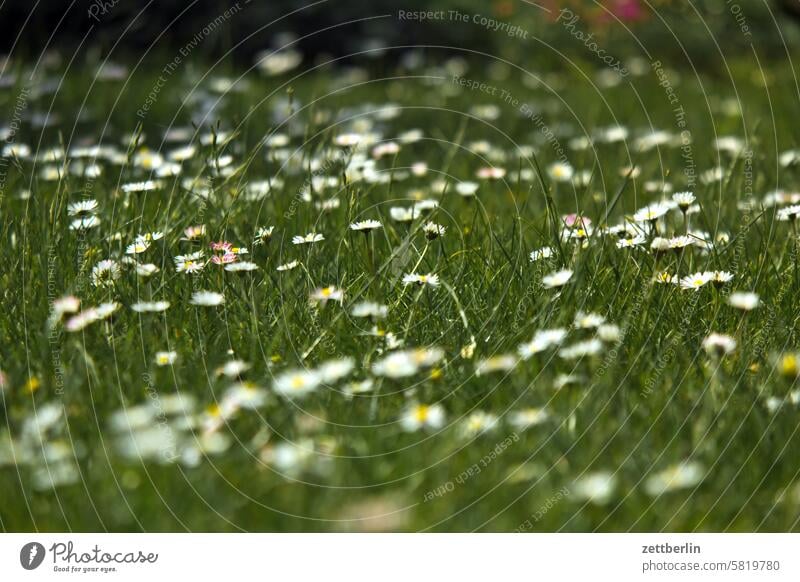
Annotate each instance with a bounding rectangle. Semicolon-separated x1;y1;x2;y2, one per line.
1;50;800;532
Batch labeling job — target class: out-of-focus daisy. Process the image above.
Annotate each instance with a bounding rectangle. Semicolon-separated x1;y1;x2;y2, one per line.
476;166;506;180
710;271;734;286
70;216;101;230
455;181;479;197
573;471;617;505
508;408;549;431
225;261;259;272
135;263;159;277
702;333;737;357
542;269;573;289
350;219;382;232
728;291;760;311
91;260;121;288
654;271;678;285
459;411;498;438
616;234;646;249
644;461;704;496
216;360;251;379
351;301;388;319
292;232;324;245
476;355;517;375
318;358;355;383
131;301;170;313
777;204;800;222
402;273;440;287
273;369;322;399
155;351;178;366
372;351;418;378
547;161;574;182
518;328;568;359
560;339;603;360
276;260;299;272
190;291;224;306
182;225;206;240
389;206;419;222
400;403;446;432
311;286;344;304
574;312;605;329
529;247;554;262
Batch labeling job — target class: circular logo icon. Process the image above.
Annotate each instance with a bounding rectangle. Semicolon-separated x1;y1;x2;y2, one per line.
20;542;46;570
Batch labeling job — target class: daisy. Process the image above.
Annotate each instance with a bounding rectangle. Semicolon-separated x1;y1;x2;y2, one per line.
668;235;694;250
350;219;382;232
131;301;170;313
777;204;800;221
542;269;573;289
529;247;554;262
598;324;622;343
67;199;98;216
351;301;388;319
224;261;259;272
476;166;506;180
547;161;574;182
680;271;713;290
574;312;605;329
572;472;617;505
402;273;440;287
389;206;418;223
616;234;646;249
702;333;737;357
126;239;150;255
154;351;178;366
633;201;672;223
292;233;325;245
455;181;479;197
91;260;121;288
216;360;251;378
52;296;81;318
273;369;322;399
644;461;704;496
372;351;419;378
224;382;268;410
174;251;206;274
710;271;734;286
560;339;603;359
400;403;446;432
318;358;355;383
135;263;160;277
276;260;299;272
65;311;98;332
253;226;275;245
121;180;162;193
476;355;517;375
459;411;499;438
508;408;549;431
518;328;568;359
654;271;678;285
728;291;760;311
182;225;206;240
70;216;101;230
422;222;446;240
672;191;696;211
190;291;225;306
310;286;344;304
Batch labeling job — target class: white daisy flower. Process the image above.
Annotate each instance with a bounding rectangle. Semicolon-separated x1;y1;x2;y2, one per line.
422;222;446;240
67;199;98;216
702;333;737;356
131;301;170;313
224;261;259;272
292;233;325;245
273;369;322;399
154;351;178;366
402;273;440;287
560;339;603;359
529;247;554;262
91;260;121;288
350;219;383;232
727;291;760;311
680;271;713;290
310;286;344;304
547;161;575;182
459;411;499;438
400;403;446;432
190;291;225;306
351;301;388;319
276;260;300;272
644;461;704;496
542;269;573;289
174;252;206;274
508;408;549;431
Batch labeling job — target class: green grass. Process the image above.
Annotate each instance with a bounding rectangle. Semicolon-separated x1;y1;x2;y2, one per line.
2;54;800;532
